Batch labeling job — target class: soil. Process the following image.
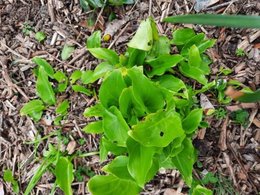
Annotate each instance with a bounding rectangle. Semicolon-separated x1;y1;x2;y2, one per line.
0;0;259;194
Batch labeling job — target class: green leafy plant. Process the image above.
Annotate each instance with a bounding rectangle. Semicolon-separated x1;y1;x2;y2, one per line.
230;109;249;127
82;18;216;194
35;31;47;43
235;48;246;57
3;169;19;194
80;0;134;10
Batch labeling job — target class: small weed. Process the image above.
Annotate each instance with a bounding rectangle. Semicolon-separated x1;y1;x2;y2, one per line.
235;48;246;57
214;108;227;119
230;109;249;127
3;169;19;194
22;22;33;35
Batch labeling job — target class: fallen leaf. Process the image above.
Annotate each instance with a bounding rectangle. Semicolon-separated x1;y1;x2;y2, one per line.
253;118;260;128
225;86;244;100
164;188;184;195
200;93;215;115
66;141;76;155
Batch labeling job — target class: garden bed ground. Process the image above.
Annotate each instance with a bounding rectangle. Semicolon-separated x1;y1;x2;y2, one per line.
0;0;260;194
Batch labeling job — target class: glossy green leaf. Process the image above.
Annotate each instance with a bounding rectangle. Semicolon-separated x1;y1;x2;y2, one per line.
88;174;140;195
127;67;165;113
61;44;75;61
171;28;195;45
99;136;127;162
72;85;92;95
53;71;67;83
83;121;103;134
127;137;155;187
56;100;69;115
181;33;205;56
128;18;157;51
55;157;74;195
103;156;133;180
126;48;147;67
172;138;196;186
164;14;260;29
182;109;203;134
179;62;207;85
197;39;216;53
88;48;119;65
36;66;56;105
155;75;187;94
32;57;54;78
149;35;171;57
35;31;46;42
83;103;106;117
103;106;130;146
129;109;184;147
189;45;201;67
146;54;183;76
99;70;127;108
192;185;213;195
20;100;44;116
87;31;101;48
70;70;82;84
86;0;104;8
119;87;145;121
81;62;113;84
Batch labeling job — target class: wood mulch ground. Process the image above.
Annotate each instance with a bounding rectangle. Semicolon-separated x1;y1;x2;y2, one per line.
0;0;259;194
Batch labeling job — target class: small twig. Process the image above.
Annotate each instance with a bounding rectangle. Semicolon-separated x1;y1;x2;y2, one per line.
68;48;87;65
108;22;131;49
47;0;55;22
218;116;228;151
223;152;237;187
149;0;152;16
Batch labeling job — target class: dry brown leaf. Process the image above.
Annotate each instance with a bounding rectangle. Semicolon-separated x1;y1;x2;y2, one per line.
225;86;244;100
66;140;76;155
200;93;215;115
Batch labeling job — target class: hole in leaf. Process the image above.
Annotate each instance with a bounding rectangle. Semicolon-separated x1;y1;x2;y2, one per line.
144;64;153;72
160;131;164;137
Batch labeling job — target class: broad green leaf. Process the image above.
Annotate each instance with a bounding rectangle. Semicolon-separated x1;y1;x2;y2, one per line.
128;18;156;51
32;57;54;78
182;108;203;134
181;33;205;56
119;87;145;121
83;103;106;117
79;0;90;10
103;156;133;180
83;121;103;134
103;106;130;146
88;174;140;195
20;100;44;116
179;62;207;85
35;31;46;42
53;71;67;83
198;39;216;53
81;70;94;84
164;14;260;29
149;35;171;57
72;85;92;95
87;31;101;48
55;157;74;195
129;109;184;147
36;66;56;105
127;67;165;113
172;138;196;186
108;0;134;5
56;100;69;115
61;44;75;61
146;54;183;76
189;45;201;67
127;137;155;187
86;0;104;8
70;70;82;84
99;70;127;108
88;48;119;65
192;185;213;195
100;136;127;162
126;48;147;67
155;75;187;94
81;62;113;84
171;28;195;45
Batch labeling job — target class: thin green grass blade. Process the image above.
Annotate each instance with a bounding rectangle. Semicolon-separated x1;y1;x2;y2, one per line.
164;14;260;29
